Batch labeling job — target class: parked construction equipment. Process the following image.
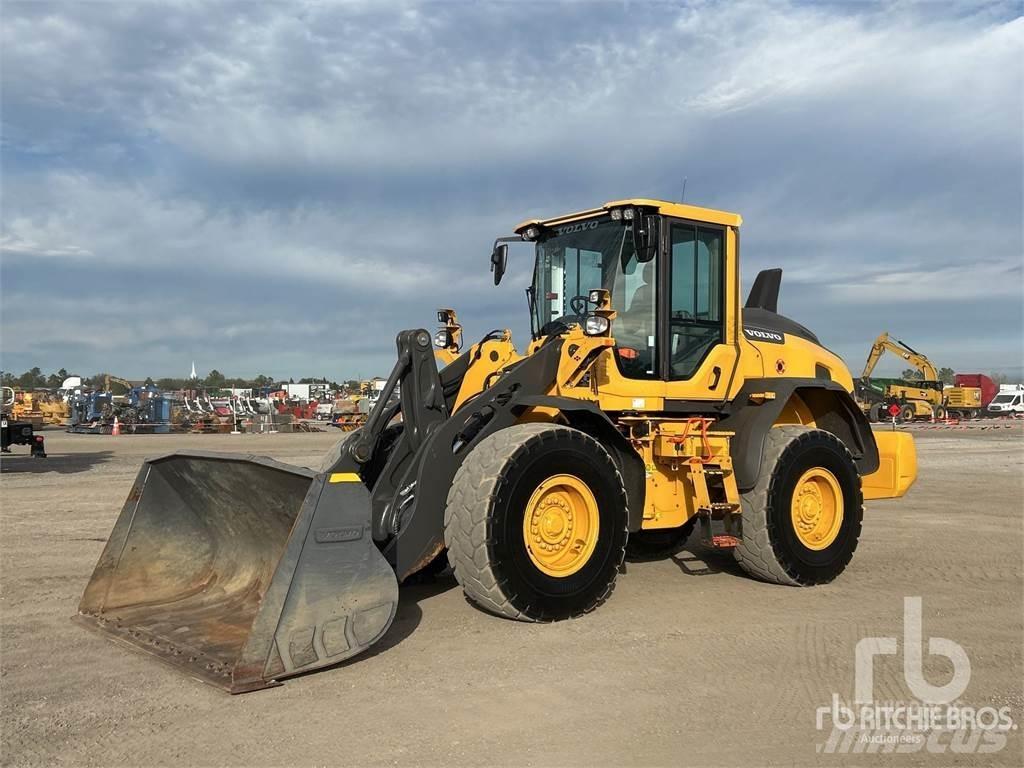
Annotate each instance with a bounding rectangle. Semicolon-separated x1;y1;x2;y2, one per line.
858;332;945;421
1;388;46;457
857;333;990;421
76;198;917;693
948;373;998;419
68;386;172;434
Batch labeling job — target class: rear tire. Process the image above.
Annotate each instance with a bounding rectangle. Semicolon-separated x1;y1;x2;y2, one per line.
734;426;863;586
868;403;881;423
900;404;916;422
933;406;946;421
444;423;628;621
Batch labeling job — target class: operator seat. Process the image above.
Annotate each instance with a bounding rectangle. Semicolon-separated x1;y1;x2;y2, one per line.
617;261;655;375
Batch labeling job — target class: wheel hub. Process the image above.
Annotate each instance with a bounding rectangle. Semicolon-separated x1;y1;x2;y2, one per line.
523;474;599;577
790;467;844;550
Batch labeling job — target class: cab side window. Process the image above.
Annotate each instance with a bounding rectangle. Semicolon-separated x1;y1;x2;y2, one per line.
670;224;723;379
612;249;658;378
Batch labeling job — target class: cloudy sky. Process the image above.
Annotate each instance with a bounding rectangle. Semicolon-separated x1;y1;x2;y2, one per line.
1;0;1021;382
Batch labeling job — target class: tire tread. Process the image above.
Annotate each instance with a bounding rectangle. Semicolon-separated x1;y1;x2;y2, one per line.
444;423;626;621
733;425;863;586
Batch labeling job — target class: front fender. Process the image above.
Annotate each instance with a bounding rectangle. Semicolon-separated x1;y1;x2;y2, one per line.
381;341;564;579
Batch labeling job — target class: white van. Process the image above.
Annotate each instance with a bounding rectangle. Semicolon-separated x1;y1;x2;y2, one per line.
987;386;1024;416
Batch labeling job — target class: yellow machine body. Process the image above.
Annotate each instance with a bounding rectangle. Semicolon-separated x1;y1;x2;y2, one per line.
443;199;916;523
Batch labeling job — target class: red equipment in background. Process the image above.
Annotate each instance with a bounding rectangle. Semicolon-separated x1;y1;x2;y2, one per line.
954;374;998;408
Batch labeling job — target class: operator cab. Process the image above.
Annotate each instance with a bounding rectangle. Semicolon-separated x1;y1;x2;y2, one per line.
506;200;738;390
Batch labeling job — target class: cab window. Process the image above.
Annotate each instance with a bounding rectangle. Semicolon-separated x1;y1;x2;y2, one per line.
670;223;724;379
612;250;657;378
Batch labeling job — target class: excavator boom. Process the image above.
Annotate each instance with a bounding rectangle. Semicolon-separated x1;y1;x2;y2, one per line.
861;332;939;382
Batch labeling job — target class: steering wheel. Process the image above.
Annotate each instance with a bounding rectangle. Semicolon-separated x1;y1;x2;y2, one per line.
569;295;590;316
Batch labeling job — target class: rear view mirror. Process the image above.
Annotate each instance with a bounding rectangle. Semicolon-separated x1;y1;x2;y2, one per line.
490;243;508;285
632;215;659;263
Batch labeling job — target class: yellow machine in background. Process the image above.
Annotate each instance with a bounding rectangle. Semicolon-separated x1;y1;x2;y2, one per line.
78;198;917;692
5;391;45;428
1;388;69;426
37;396;69;425
945;386;981;411
859;332;980;421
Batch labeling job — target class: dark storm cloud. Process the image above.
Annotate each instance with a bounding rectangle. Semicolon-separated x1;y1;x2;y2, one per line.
1;0;1021;380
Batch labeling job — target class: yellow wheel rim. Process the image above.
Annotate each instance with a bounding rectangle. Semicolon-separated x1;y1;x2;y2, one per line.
522;474;600;578
790;467;844;551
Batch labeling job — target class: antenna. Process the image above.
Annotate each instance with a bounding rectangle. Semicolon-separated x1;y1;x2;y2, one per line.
680;176;688;203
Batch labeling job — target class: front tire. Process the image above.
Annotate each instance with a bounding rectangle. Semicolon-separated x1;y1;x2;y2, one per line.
444;423;628;621
734;426;863;586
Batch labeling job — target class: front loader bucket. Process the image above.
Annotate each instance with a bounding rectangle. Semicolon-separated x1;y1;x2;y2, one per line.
75;451;399;693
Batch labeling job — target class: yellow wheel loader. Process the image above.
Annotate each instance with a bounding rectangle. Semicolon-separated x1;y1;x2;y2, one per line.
76;199;917;692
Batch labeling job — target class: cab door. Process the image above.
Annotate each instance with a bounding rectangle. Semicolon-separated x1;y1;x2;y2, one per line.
661;220;740;401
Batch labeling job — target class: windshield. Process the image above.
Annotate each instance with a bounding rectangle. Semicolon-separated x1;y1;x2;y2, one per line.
531;216;656;375
991;394;1016;403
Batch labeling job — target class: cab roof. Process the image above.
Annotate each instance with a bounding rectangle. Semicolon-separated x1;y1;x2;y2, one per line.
514;198;742;233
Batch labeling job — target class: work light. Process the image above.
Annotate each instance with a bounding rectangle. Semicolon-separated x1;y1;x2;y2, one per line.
584;314;610;336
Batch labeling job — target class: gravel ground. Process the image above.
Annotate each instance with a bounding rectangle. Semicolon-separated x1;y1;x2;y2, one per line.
1;426;1021;767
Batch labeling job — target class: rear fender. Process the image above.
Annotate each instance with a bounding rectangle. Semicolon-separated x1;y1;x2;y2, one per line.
718;379;879;492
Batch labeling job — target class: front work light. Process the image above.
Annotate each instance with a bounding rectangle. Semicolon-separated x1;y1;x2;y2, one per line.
584;314;610;336
433;330;451;348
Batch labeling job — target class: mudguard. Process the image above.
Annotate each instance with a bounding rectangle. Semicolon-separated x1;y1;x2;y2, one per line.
716;378;879;492
380;341;565;579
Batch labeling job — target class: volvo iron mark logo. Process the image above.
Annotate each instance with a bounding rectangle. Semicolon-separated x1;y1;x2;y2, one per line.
744;327;785;344
555;220;599;236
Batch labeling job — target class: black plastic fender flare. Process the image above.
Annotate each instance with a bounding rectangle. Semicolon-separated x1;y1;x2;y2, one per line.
510;395;647;533
381;341;565;579
715;378;879;493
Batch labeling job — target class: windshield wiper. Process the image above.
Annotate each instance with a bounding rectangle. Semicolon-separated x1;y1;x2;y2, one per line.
526;286;538;339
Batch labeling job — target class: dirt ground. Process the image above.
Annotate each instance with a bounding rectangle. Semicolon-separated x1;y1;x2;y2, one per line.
1;426;1022;767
